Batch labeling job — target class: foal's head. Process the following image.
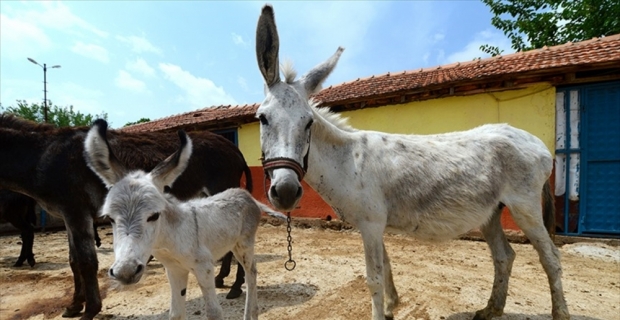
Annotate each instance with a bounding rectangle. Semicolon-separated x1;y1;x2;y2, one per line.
84;119;192;285
255;5;343;210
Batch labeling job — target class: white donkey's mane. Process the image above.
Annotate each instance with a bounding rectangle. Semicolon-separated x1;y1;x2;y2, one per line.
281;60;297;84
311;102;356;132
281;60;355;133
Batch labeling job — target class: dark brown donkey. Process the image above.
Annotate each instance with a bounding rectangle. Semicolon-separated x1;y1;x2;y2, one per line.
0;189;103;267
0;114;252;320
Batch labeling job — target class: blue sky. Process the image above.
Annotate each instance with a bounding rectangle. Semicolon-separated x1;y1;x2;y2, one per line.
1;1;512;128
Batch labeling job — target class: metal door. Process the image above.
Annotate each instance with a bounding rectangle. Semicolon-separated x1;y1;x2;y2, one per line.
579;81;620;234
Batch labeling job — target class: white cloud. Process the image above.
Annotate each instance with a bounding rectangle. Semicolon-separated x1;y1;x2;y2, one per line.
116;35;162;55
159;63;237;108
0;13;52;60
15;2;108;38
444;30;512;64
71;42;109;63
237;76;248;92
115;70;147;93
126;58;155;77
422;52;430;65
232;33;248;46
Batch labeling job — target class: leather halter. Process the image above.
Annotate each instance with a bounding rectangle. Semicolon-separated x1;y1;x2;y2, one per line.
262;157;307;182
261;131;311;182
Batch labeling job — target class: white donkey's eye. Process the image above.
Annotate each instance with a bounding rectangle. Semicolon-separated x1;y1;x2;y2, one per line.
305;120;314;130
147;212;160;222
258;114;269;126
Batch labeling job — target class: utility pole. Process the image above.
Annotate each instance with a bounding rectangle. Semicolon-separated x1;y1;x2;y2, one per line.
28;58;61;123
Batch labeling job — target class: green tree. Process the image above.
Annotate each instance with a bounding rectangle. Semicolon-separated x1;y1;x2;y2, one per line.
124;118;151;127
0;100;108;127
481;0;620;55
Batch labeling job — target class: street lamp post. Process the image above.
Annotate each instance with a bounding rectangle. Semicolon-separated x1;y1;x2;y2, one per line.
28;58;61;123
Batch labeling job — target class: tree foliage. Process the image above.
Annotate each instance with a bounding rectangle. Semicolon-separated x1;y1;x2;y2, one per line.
0;100;108;127
123;118;151;127
481;0;620;55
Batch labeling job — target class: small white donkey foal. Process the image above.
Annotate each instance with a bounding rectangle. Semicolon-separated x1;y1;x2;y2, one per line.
84;120;284;320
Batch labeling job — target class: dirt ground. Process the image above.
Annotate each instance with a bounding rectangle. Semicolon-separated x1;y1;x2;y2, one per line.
0;220;618;320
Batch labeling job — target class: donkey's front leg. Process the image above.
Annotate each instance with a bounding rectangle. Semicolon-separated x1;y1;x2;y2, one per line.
165;265;189;320
194;262;224;320
359;223;389;320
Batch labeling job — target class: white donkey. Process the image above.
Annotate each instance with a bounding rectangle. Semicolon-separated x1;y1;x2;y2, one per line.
84;121;284;320
254;5;569;320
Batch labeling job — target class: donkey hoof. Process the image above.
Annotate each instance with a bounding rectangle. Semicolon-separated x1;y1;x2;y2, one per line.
62;307;83;318
27;257;36;267
472;313;486;320
215;277;225;288
385;316;394;320
225;287;243;299
13;259;24;267
473;308;502;320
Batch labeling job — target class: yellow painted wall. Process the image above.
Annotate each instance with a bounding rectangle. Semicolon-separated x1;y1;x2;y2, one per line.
238;83;556;164
238;122;262;166
341;83;556;152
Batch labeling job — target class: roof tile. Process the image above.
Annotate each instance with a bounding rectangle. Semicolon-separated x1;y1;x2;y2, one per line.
124;34;620;132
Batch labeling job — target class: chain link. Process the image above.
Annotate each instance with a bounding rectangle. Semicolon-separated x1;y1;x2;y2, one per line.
284;212;296;271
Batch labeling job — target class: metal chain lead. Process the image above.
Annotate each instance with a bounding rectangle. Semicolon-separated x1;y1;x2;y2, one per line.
284;212;296;271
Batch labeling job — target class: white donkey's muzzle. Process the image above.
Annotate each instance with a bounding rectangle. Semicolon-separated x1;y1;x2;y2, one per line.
267;168;303;211
262;157;306;211
109;259;145;285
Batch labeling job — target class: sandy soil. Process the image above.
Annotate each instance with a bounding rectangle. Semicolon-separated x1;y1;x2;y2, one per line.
0;221;618;320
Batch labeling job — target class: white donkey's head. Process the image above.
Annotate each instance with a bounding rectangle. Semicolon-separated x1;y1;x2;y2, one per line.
255;4;343;210
84;119;192;285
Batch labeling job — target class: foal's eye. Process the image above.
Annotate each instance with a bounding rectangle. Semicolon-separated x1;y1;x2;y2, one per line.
147;213;160;222
305;120;314;130
258;114;269;126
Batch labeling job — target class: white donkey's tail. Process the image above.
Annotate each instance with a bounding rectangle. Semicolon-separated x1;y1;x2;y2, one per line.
254;200;287;221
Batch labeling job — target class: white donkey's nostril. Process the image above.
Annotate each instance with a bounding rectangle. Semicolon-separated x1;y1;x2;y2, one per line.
270;185;279;199
296;186;303;198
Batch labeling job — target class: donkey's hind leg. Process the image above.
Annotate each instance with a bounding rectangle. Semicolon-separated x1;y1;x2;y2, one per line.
473;206;515;320
227;262;245;299
382;244;399;319
232;246;258;320
215;251;233;288
510;202;569;320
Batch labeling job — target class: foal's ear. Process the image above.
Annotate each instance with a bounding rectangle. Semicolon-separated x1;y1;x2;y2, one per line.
84;119;127;188
150;130;193;192
300;47;344;95
256;4;281;87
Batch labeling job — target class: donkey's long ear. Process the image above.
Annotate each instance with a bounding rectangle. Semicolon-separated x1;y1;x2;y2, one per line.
84;119;127;188
150;130;193;191
256;4;281;86
300;47;344;95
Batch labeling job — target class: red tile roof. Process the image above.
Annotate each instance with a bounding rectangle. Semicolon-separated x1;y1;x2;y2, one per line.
123;34;620;133
122;104;259;133
315;34;620;105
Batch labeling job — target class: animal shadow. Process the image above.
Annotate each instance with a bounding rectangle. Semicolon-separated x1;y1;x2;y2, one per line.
96;282;318;319
446;312;604;320
0;255;67;271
